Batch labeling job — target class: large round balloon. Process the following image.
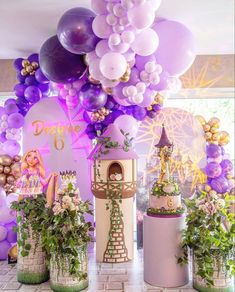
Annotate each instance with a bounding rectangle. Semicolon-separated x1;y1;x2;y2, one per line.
57;7;99;55
153;20;196;75
0;240;11;260
39;35;87;83
79;83;107;112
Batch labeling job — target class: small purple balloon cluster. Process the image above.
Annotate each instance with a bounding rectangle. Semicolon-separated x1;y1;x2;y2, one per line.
204;143;234;194
0;189;17;260
14;53;50;115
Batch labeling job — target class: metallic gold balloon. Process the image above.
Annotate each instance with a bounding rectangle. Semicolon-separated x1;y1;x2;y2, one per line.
21;68;28;76
9;244;18;258
0;154;12;166
3;166;11;174
13;155;21;162
195;115;206;126
11;162;21;178
102;87;112;95
0;173;6;186
155;94;164;105
208;117;220;128
219;135;230;146
7;175;15;185
22;59;30;67
31;62;39;69
204;184;211;192
26;65;34;73
203;124;211;132
212;133;220;141
205;132;212;140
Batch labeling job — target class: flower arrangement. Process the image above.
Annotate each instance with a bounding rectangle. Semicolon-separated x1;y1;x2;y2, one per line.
41;176;94;280
152;180;180;197
178;190;235;286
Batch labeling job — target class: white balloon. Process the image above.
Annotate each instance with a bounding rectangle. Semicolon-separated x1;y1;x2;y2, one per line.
6;193;19;209
128;2;155;29
131;28;159;56
100;52;127;80
92;15;112;38
147;0;162;11
114;115;139;137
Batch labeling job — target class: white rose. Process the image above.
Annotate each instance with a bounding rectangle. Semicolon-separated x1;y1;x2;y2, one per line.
115;173;123;181
216;199;225;209
163;184;175;194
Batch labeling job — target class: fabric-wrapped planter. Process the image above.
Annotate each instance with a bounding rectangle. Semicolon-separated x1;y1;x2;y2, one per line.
50;245;88;292
17;227;49;284
193;254;234;292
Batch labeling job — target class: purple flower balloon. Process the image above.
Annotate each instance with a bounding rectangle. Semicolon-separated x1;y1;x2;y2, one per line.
57;7;99;55
39;35;87;83
28;53;39;63
7;113;24;128
35;68;49;84
79;83;107;112
205;162;222;178
25;76;38;86
220;159;233;173
24;85;42;103
16;72;26;83
13;58;23;71
132;106;147;121
210;176;229;194
206;144;222;158
4;98;16;106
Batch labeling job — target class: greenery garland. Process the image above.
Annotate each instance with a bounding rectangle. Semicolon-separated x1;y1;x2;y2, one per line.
178;191;235;286
11;195;47;257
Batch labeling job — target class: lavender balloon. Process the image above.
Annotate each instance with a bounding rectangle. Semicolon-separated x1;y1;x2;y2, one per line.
7;113;24;128
79;83;107;112
132;106;147;121
206;144;222;158
220;159;233;173
205;162;222;178
14;83;27;98
0;240;11;260
35;68;49;84
153;20;196;75
57;7;99;55
4;103;19;115
210;176;229;194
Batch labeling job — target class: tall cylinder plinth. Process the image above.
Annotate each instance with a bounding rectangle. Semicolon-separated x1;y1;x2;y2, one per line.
95;197;134;263
143;214;189;288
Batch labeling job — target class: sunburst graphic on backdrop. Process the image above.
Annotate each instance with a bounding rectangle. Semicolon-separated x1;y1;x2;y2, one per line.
135;108;207;197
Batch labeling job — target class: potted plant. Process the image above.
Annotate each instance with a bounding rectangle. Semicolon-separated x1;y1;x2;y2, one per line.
42;173;94;292
178;190;235;291
11;195;49;284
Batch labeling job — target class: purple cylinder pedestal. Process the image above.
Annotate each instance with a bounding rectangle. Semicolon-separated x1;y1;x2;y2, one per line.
143;213;189;288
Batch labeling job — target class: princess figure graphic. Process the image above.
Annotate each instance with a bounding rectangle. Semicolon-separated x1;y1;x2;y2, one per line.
17;149;58;205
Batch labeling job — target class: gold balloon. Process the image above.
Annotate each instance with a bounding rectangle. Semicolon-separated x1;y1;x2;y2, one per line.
3;166;11;174
219;136;230;146
9;244;18;258
21;68;28;76
29;70;36;75
102;87;113;95
11;162;21;178
155;93;164;105
0;173;6;186
205;132;212;140
210;126;219;134
26;65;34;73
219;130;230;140
22;59;30;67
203;124;211;132
0;154;12;166
208;117;220;128
195;115;206;126
31;62;39;69
7;175;15;185
0;165;3;173
13;155;21;162
204;184;211;192
212;133;220;141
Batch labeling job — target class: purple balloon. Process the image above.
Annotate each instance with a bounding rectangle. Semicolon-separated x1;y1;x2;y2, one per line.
150;70;170;91
35;68;49;84
7;113;24;128
153;20;196;75
94;123;103;131
16;96;29;107
147;110;157;118
210;176;229;194
129;67;140;84
28;53;39;63
38;83;50;94
14;83;27;98
57;7;99;55
220;159;233;173
0;132;7;143
4;103;19;115
83;111;91;123
16;72;26;83
205;162;222;178
24;85;42;103
25;75;38;86
5;222;17;243
206;144;222;158
79;83;107;112
13;58;23;71
0;240;11;260
1;140;21;156
132;106;147;121
39;35;87;83
105;97;115;110
135;54;156;71
4;98;16;106
152;104;161;112
0;106;5;118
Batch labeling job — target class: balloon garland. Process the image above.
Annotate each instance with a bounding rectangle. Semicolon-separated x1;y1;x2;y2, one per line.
196;116;234;196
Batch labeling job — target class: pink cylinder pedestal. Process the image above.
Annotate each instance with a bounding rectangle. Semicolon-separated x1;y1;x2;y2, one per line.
143;213;189;288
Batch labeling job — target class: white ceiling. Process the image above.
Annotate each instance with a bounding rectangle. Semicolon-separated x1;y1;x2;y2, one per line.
0;0;234;59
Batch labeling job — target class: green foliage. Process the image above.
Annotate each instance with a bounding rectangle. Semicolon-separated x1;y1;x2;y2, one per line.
178;191;235;286
11;195;47;257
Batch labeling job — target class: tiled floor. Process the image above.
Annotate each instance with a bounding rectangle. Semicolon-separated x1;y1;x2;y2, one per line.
0;247;196;292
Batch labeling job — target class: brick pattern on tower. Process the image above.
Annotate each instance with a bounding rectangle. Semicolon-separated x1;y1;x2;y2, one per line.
103;200;130;263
